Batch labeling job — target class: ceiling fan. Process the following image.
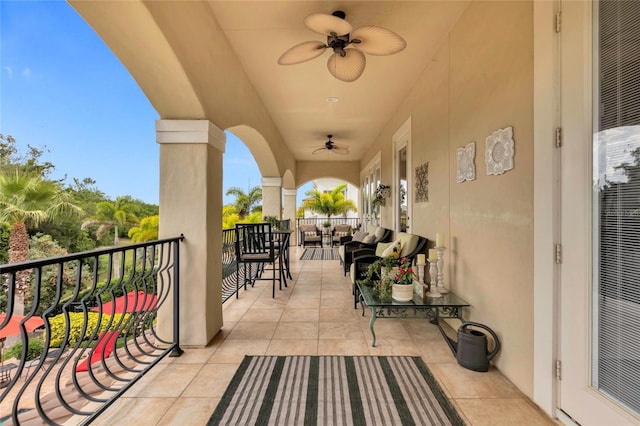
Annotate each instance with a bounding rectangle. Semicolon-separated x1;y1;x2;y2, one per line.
312;135;349;155
278;10;406;82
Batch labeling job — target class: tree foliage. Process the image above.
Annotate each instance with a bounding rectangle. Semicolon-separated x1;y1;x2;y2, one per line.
303;183;357;218
225;186;262;220
128;215;159;242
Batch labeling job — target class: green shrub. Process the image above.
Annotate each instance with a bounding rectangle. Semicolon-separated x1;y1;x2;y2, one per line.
48;312;129;347
6;338;44;361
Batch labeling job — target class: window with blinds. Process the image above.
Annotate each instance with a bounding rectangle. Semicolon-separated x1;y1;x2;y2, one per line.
594;0;640;415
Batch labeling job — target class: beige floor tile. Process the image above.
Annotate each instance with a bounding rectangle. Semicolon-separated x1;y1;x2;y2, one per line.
455;398;556;425
321;289;348;299
415;339;457;364
163;346;218;365
221;307;248;322
280;308;320;322
273;322;318;339
225;321;277;339
266;339;318;355
93;397;176;426
429;363;522;399
317;339;370;355
367;339;422;355
240;308;284;322
287;298;321;309
250;298;289;309
125;364;203;398
209;339;270;363
318;322;366;340
361;320;412;340
182;363;239;398
319;307;360;322
289;288;321;298
157;397;218;425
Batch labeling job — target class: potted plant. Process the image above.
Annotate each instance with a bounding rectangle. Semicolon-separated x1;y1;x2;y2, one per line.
391;257;415;302
372;184;391;207
357;256;401;301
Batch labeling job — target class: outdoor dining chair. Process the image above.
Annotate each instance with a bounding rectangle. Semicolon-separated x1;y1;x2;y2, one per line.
234;223;282;298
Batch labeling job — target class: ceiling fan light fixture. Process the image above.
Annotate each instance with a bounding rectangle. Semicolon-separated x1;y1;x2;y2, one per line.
327;48;366;82
351;26;407;56
278;41;327;65
304;13;352;36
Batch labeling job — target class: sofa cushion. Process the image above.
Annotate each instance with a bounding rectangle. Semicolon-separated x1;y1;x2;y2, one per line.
375;242;392;257
299;224;317;235
373;227;387;241
352;231;368;242
397;233;419;257
338;245;345;261
381;240;402;258
362;235;376;244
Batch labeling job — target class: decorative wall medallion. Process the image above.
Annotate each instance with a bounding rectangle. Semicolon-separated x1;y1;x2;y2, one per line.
456;142;476;183
485;126;515;175
415;162;429;203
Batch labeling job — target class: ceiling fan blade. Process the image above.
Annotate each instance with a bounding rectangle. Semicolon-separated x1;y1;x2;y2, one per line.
304;13;352;36
312;147;328;154
332;146;350;155
278;41;327;65
351;26;407;56
327;49;366;82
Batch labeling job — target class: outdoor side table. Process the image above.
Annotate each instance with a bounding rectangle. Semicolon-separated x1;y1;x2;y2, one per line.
356;282;470;347
0;362;17;384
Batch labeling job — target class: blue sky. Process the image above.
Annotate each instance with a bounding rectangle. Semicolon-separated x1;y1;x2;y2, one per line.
0;1;290;206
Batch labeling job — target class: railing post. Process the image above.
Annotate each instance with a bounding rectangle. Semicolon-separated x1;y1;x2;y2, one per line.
169;236;184;357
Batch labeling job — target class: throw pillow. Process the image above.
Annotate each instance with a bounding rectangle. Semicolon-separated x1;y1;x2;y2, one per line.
381;240;402;258
362;235;376;244
375;242;392;257
352;231;368;242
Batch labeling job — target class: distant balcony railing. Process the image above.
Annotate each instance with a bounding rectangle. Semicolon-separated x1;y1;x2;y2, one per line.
0;236;184;425
221;219;290;302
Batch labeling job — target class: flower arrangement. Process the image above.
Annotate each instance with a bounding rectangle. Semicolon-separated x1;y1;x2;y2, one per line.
372;184;391;207
394;257;414;285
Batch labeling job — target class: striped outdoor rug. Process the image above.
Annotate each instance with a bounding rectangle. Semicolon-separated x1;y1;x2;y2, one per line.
300;248;340;261
208;355;464;426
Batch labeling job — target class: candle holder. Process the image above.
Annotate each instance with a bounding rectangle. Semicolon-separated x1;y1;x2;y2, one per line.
416;262;425;283
427;259;441;297
436;246;448;294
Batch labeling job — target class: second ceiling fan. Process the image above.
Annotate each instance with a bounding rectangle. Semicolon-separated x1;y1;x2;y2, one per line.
278;11;406;82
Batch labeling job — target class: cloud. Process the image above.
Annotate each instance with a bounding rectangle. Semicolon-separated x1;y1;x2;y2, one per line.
4;66;13;79
22;67;31;81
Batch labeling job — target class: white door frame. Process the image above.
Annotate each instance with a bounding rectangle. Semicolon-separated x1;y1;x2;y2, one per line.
361;152;381;232
393;117;412;233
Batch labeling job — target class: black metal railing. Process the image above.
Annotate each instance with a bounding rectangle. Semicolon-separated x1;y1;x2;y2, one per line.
221;219;291;302
0;236;184;425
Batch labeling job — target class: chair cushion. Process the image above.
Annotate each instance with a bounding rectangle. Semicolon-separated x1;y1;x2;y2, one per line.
398;233;419;257
352;231;368;242
362;235;376;244
299;224;317;233
373;227;387;241
334;224;351;233
338;245;345;261
375;242;392;257
381;240;402;258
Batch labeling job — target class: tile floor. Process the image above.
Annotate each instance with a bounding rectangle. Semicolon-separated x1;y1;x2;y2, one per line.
94;248;556;425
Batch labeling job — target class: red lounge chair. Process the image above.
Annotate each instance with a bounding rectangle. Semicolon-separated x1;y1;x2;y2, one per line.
75;331;119;373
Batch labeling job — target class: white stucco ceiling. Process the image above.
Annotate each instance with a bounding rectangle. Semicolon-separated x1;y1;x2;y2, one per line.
70;1;470;167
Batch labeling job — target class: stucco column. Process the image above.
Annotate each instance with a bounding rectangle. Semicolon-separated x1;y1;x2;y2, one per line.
156;119;224;347
283;188;297;245
261;177;282;219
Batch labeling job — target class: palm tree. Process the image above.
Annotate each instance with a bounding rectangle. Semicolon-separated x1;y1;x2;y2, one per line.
225;186;262;220
303;183;357;220
0;171;82;314
81;197;140;246
128;215;159;243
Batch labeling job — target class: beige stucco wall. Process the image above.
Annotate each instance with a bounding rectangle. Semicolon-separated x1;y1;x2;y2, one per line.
368;1;534;396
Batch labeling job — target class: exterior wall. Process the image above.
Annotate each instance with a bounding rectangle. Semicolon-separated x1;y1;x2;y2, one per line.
369;1;534;396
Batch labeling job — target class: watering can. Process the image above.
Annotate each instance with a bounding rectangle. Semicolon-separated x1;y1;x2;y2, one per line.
439;322;501;372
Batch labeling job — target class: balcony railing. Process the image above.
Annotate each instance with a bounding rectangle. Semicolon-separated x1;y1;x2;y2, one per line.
221;220;290;302
0;236;184;425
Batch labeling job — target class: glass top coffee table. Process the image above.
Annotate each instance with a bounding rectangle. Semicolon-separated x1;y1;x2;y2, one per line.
356;282;470;347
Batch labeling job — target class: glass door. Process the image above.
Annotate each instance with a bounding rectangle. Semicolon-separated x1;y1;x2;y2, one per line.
559;1;640;423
